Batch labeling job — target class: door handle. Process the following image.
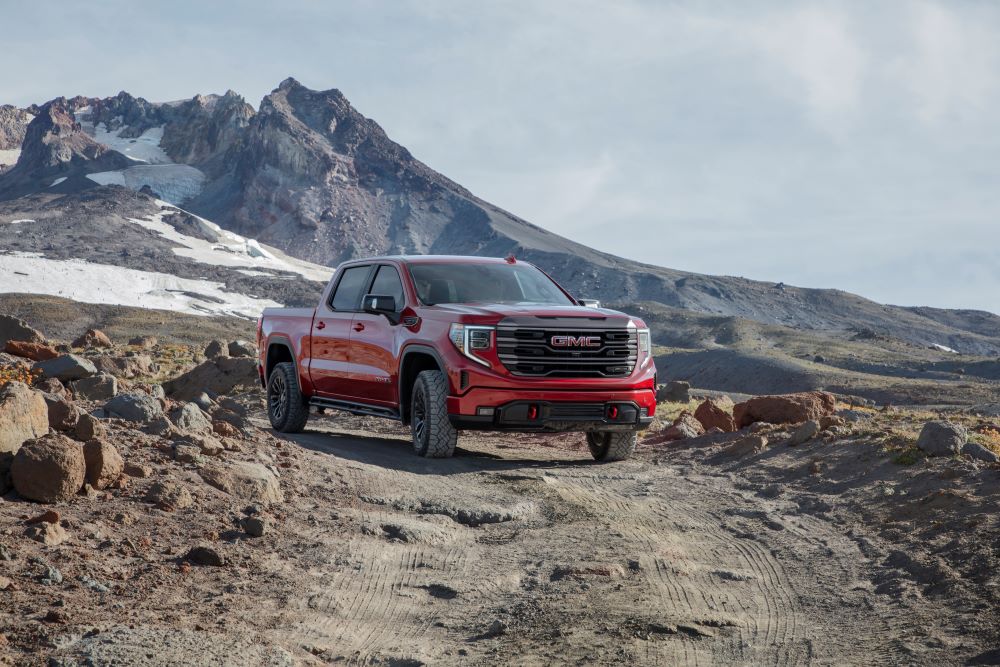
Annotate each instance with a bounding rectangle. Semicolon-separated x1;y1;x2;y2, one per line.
353;322;365;332
316;321;326;330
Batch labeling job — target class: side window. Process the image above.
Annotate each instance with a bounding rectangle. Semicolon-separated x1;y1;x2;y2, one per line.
369;265;405;309
330;265;371;311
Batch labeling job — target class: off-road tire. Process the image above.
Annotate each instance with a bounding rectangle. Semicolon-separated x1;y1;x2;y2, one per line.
267;361;310;433
411;370;457;458
587;431;637;462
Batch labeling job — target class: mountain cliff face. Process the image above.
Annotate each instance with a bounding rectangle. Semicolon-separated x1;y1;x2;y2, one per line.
0;79;998;357
0;105;34;151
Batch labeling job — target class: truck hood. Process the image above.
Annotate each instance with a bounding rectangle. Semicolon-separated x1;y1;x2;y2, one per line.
426;302;643;327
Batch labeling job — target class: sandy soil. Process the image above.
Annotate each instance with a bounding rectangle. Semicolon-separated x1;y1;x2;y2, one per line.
3;404;999;666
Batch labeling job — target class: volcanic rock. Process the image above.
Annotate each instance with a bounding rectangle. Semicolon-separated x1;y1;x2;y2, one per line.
11;433;86;503
733;392;836;428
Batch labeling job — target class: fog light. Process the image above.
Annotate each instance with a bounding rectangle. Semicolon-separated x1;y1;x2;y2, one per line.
608;405;619;420
477;407;495;416
527;404;539;420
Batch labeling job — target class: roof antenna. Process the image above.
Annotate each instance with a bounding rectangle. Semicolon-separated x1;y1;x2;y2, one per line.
505;254;516;264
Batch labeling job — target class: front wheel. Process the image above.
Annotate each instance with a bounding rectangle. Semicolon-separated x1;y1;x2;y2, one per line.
267;362;310;433
411;370;457;458
587;431;637;462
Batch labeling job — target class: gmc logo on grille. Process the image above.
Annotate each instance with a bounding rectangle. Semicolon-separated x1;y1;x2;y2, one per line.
550;335;601;348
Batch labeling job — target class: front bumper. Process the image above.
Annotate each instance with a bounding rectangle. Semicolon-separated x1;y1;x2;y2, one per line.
447;388;656;433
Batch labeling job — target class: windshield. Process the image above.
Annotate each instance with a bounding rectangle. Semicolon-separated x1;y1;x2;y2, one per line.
408;262;574;306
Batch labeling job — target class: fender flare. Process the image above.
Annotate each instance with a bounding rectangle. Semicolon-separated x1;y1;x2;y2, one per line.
263;335;295;385
398;344;447;420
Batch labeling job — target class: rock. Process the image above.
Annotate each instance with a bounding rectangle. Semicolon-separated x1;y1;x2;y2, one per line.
656;380;690;403
143;415;177;437
43;393;80;432
73;414;106;442
174;433;225;456
820;415;846;430
145;481;193;510
213;421;241;438
240;515;270;537
11;434;86;503
26;509;60;524
0;381;49;455
837;409;873;423
185;544;226;566
963;441;999;463
659;411;705;441
34;354;97;382
694;397;736;432
35;377;66;397
0;315;44;347
4;340;58;361
787;420;821;446
170;402;212;433
128;335;158;349
163;357;258;401
72;329;112;349
192;392;215;411
200;461;282;504
173;445;202;464
204;340;228;359
722;435;769;457
123;462;153;478
82;439;123;490
484;619;509;638
25;522;70;546
93;354;158;380
228;340;256;357
149;384;165;400
916;421;967;457
70;373;118;401
733;391;836;428
105;392;163;423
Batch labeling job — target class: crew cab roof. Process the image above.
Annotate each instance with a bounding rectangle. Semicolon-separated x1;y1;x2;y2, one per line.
339;255;524;266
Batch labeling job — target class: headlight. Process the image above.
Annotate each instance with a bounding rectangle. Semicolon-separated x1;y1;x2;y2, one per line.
637;328;651;364
448;324;494;366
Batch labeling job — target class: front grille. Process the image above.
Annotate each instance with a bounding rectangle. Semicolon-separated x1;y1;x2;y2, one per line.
496;326;637;378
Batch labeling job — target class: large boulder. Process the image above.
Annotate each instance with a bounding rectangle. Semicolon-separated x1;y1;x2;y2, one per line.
733;391;836;428
93;354;157;379
4;340;58;361
0;381;49;455
694;397;736;432
916;421;967;457
43;393;81;432
651;411;705;443
70;373;118;401
163;357;258;401
0;315;44;348
656;380;690;403
73;413;106;442
105;392;163;423
228;340;256;357
82;439;123;489
11;433;85;502
170;402;212;434
204;340;228;359
72;329;112;349
34;354;98;382
200;462;283;504
963;441;999;463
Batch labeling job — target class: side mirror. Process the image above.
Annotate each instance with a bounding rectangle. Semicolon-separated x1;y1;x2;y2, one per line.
362;294;399;323
578;298;601;308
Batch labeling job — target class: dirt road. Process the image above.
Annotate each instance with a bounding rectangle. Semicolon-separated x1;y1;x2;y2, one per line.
15;412;999;666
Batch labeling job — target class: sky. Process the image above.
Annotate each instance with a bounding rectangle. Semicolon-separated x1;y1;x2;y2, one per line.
4;0;999;315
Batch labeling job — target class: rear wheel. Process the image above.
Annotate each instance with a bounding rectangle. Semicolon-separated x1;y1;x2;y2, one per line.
587;431;637;462
267;361;309;433
411;370;457;458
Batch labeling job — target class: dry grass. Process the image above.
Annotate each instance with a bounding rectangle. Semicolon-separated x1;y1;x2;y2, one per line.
972;428;1000;456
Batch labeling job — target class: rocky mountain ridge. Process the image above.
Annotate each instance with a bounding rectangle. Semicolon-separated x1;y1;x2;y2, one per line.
1;79;998;359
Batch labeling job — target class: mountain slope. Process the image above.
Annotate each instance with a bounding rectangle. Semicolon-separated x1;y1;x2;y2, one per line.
0;79;998;357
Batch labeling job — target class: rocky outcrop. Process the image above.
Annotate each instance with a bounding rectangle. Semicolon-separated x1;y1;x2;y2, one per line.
733;392;836;428
163;356;258;401
160;91;254;170
694;397;736;432
0;381;50;455
11;433;86;502
0;104;34;151
0;314;44;348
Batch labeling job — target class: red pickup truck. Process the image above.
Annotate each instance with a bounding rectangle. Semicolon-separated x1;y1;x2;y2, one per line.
256;255;656;461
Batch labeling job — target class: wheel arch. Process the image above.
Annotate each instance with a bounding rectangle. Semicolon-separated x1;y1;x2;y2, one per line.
398;345;445;424
264;336;295;385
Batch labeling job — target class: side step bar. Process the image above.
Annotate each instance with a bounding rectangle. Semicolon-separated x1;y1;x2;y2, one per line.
309;396;400;420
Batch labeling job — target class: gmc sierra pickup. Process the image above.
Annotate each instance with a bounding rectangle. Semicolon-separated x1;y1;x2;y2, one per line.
257;255;657;461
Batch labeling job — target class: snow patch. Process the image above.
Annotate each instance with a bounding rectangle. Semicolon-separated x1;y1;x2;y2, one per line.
50;177;67;187
92;124;170;164
930;343;958;354
7;219;33;224
0;148;20;166
126;201;331;283
0;252;280;319
87;165;206;204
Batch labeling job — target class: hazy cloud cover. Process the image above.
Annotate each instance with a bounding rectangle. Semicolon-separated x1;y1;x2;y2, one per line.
3;0;998;314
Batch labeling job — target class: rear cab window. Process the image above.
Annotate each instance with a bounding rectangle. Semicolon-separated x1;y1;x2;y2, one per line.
329;265;372;311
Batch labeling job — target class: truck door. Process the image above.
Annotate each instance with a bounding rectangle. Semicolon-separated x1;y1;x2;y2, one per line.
309;264;373;398
343;263;405;405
